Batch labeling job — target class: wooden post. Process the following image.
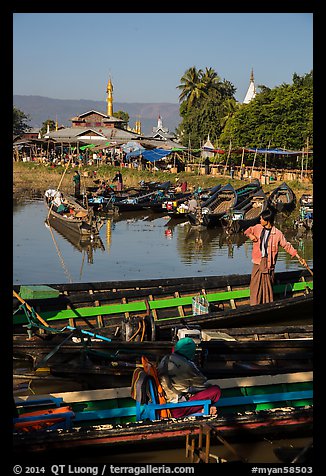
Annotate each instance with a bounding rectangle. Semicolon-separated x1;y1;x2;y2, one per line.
224;139;232;175
251;148;258;179
264;140;271;178
240;147;245;178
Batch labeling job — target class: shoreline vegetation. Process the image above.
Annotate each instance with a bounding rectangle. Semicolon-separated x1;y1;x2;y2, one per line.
13;162;312;209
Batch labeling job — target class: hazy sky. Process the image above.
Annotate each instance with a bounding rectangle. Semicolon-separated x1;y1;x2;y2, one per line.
13;13;313;104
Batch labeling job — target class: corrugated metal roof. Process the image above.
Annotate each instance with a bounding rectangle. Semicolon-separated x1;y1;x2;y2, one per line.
45;126;140;141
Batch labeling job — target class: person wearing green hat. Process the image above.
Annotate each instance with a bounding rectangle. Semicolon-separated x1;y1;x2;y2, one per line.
157;337;221;418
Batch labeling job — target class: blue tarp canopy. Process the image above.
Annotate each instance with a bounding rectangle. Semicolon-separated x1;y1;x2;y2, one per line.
142;148;173;162
126;148;173;162
245;148;304;155
126;149;143;160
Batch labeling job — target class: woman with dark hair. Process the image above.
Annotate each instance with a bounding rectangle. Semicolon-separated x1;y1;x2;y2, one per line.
244;208;307;305
112;170;123;191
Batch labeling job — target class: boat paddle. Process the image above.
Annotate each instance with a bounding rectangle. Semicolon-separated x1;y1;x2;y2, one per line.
13;290;50;328
296;256;313;276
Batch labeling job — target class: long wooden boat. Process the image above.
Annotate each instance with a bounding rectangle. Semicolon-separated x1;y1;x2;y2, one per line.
12;329;313;388
187;183;237;227
267;182;296;214
45;193;104;236
221;189;269;233
45;212;105;255
86;181;174;213
13;270;313;343
113;182;172;212
13;371;313;456
187;180;261;228
294;194;313;231
162;184;222;218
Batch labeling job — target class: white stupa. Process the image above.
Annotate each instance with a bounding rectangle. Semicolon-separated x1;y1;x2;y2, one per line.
201;134;215;158
243;68;256;104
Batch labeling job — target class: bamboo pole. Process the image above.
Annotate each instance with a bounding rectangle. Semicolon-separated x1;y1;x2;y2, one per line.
300;147;304;182
239;147;245;178
305;137;309;177
251;148;258;179
13;290;50;327
264;140;271;178
224;140;232;175
46;155;73;220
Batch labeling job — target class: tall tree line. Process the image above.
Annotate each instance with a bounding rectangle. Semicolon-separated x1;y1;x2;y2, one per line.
176;68;313;159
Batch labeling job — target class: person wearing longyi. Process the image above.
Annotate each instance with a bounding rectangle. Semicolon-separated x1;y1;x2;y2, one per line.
243;208;307;306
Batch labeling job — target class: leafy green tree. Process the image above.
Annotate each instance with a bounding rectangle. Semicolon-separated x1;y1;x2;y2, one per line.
40;119;56;137
177;66;206;110
177;67;237;148
13;107;31;135
114;110;130;129
219;71;313;156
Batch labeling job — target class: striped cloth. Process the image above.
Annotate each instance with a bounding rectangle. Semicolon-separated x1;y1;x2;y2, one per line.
192;295;209;315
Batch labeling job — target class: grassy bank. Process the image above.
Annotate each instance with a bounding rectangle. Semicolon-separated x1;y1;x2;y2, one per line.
13;162;313;203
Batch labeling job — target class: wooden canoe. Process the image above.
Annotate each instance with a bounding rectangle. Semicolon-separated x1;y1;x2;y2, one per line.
45;212;105;254
13;328;313;387
187;180;261;228
13;371;313;456
45;193;104;236
267;182;296;214
221;188;269;232
13;270;313;339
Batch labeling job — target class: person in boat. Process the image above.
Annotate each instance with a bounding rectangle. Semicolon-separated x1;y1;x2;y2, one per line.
181;181;188;193
44;188;58;203
73;170;81;198
187;196;198;213
49;190;69;214
244;208;307;306
94;180;110;197
112;170;123;191
157;337;221;417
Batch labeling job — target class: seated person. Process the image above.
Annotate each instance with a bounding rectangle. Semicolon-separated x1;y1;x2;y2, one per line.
157;337;221;417
51;191;68;214
187;197;198;213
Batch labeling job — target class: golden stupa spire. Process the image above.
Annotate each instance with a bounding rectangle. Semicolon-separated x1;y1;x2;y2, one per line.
106;77;113;117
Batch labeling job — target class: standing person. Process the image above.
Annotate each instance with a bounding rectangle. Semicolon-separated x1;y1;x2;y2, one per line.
181;181;188;193
240;164;245;180
157;337;221;418
204;157;211;175
112;170;123;191
243;208;307;306
73;170;81;198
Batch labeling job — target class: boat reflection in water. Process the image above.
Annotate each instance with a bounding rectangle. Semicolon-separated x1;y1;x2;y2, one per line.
45;217;105;265
170;222;248;261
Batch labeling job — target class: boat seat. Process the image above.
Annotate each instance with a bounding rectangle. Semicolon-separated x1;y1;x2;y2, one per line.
135;379;211;421
13;281;313;325
217;390;313;408
15;397;64;408
13;404;75;432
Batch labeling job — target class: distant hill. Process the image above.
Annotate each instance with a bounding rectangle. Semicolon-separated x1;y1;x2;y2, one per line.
13;95;181;136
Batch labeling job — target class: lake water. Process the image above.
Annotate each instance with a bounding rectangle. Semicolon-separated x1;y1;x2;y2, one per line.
12;198;314;463
13;198;313;285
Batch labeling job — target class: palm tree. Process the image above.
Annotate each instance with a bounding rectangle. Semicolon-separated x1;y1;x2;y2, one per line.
201;67;221;90
177;66;206;109
220;98;240;130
